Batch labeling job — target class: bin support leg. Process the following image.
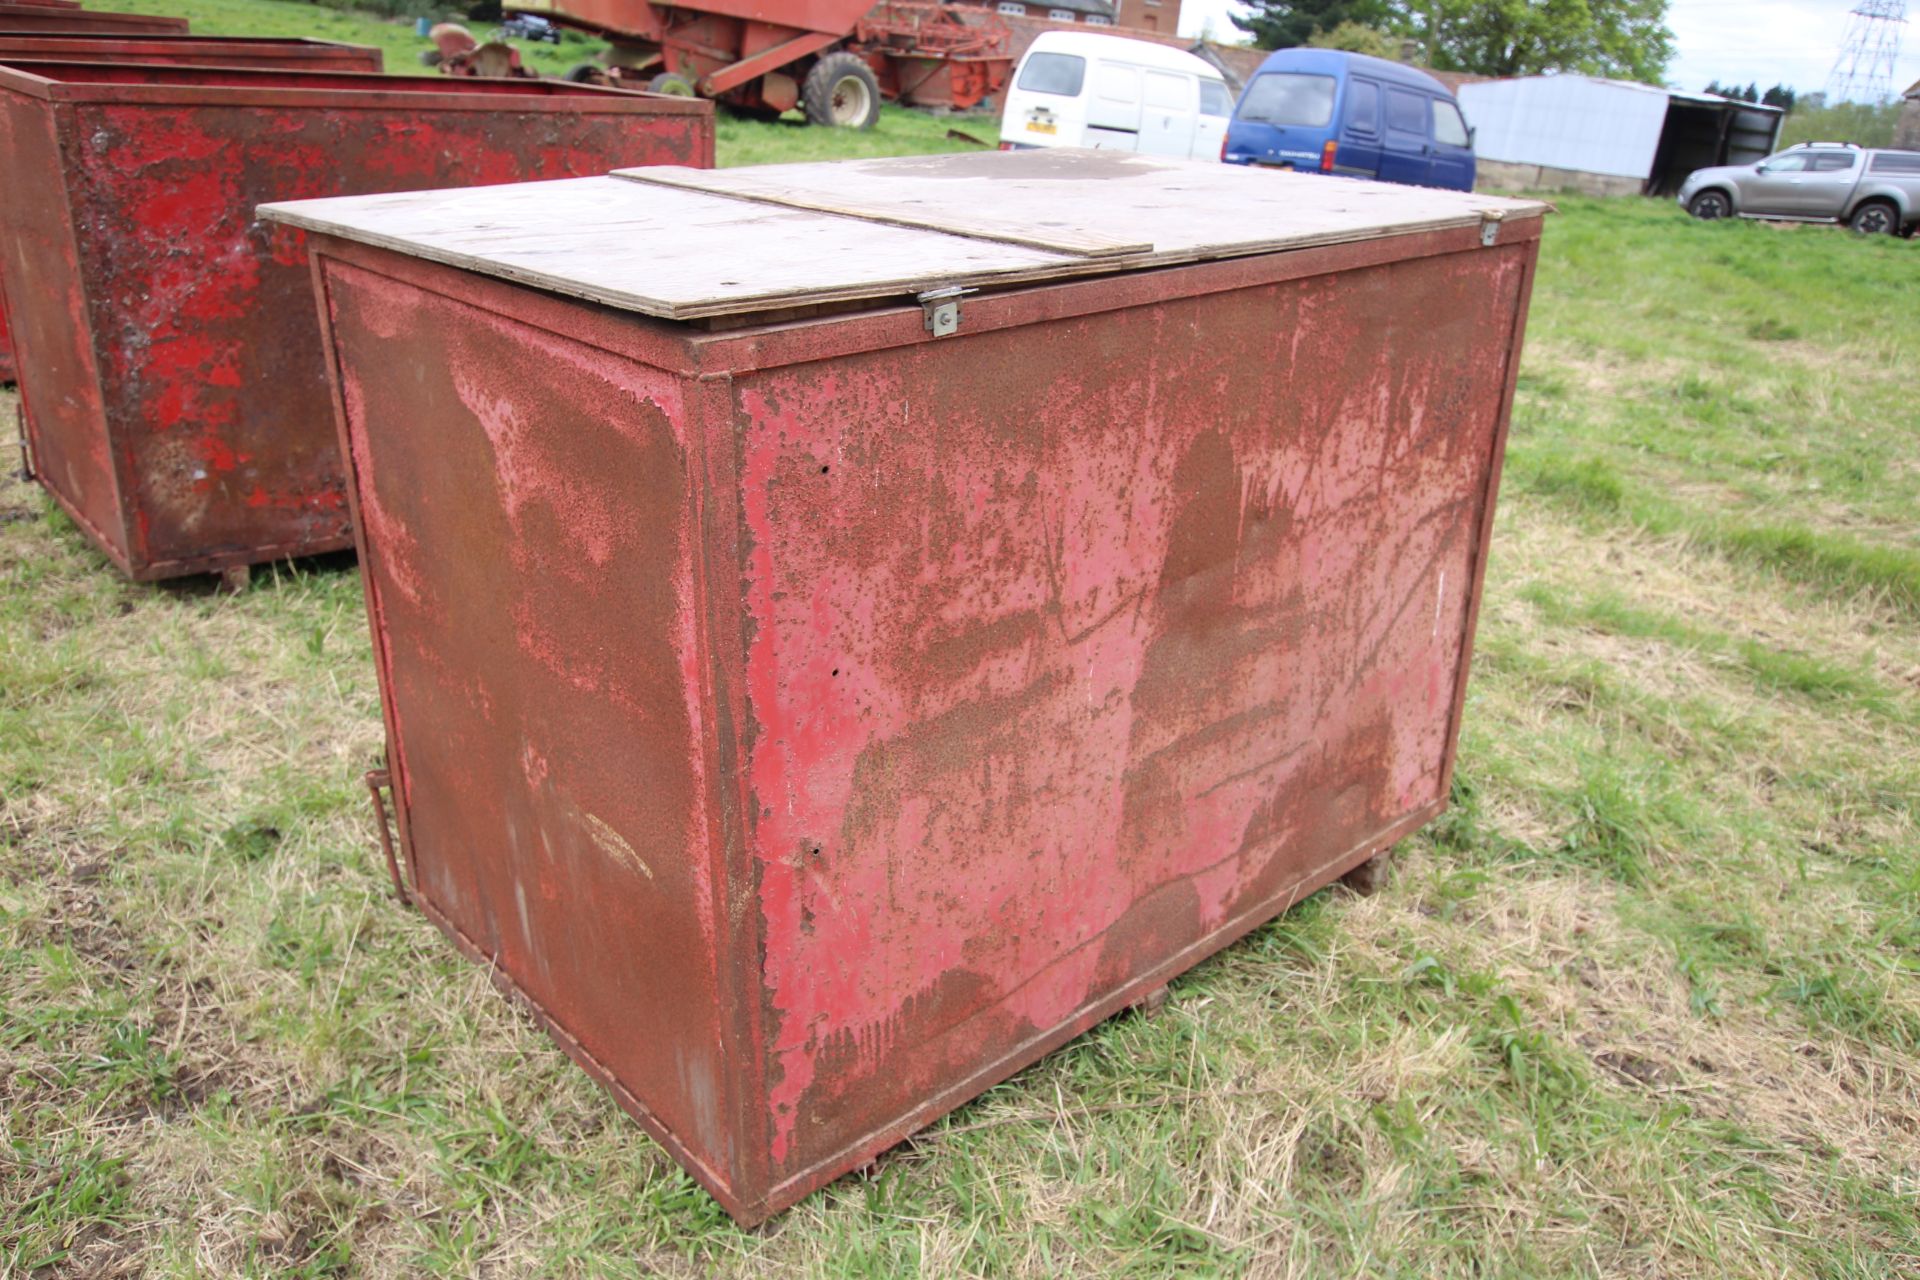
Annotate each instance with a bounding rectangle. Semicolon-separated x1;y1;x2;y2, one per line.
1130;983;1170;1018
1340;847;1393;897
219;563;250;593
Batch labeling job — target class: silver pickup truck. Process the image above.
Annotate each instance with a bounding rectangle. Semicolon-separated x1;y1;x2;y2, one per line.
1678;143;1920;236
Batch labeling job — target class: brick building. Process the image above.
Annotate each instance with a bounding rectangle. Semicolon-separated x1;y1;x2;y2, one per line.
959;0;1185;36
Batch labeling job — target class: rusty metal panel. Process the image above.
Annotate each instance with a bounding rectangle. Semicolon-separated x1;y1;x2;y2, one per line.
0;35;384;72
0;43;384;385
302;203;1540;1223
0;62;714;579
0;7;188;34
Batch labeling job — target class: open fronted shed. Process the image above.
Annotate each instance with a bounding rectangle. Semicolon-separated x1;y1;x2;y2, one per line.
1457;75;1784;197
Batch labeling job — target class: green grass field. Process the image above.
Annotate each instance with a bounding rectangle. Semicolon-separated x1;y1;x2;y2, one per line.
4;3;1919;1274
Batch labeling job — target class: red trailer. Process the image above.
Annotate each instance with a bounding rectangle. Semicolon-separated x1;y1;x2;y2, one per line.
265;150;1547;1222
0;61;712;582
503;0;1010;125
0;6;188;33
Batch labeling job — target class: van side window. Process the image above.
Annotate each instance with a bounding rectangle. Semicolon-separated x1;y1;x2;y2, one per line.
1386;87;1426;134
1344;79;1379;134
1017;52;1086;97
1432;99;1469;147
1198;78;1231;117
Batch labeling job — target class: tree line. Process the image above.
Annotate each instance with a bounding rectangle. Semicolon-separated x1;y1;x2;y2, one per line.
1231;0;1674;85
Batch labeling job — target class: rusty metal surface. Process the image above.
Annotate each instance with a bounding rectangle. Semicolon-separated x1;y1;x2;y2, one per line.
0;7;189;34
0;35;384;72
0;61;713;579
308;219;1540;1223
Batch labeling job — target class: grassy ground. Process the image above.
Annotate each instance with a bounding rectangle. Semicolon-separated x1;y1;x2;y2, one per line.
2;19;1918;1273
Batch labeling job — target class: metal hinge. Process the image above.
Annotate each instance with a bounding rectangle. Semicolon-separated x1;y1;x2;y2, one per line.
1479;217;1501;247
919;285;973;339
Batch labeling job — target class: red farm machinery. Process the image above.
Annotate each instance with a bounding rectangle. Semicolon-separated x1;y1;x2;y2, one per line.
445;0;1012;126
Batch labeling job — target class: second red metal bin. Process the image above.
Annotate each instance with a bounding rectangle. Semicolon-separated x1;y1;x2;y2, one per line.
0;38;384;384
264;151;1547;1223
0;62;713;581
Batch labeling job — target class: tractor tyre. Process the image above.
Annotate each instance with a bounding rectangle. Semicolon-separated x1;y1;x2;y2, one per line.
803;51;881;129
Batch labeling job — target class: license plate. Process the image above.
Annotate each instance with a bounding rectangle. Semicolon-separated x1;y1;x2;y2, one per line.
1025;120;1057;135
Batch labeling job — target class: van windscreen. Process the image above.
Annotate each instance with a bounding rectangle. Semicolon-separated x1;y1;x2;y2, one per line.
1239;73;1335;127
1018;52;1087;97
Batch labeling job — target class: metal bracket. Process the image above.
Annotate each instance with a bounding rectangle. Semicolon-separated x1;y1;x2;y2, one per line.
918;285;973;339
14;399;33;483
1479;218;1501;247
364;766;411;908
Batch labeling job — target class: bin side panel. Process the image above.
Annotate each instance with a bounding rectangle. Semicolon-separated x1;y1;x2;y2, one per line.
0;93;124;558
46;98;710;577
318;258;734;1188
736;245;1530;1183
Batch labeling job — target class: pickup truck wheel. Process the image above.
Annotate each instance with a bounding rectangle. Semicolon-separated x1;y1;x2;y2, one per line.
1688;190;1731;221
803;52;881;129
1848;201;1898;235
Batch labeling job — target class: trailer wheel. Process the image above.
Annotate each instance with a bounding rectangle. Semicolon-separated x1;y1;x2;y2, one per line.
647;71;697;97
804;52;880;129
564;62;607;86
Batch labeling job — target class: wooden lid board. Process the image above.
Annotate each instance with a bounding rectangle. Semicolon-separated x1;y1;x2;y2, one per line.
258;151;1548;323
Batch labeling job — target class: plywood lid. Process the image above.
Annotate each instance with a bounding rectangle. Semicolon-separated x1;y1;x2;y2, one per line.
258;150;1547;323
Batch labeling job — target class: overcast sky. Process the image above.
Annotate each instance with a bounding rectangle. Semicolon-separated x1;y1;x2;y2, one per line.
1176;0;1920;99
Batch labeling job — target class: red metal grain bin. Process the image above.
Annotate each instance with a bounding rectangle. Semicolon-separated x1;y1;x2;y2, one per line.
264;152;1546;1223
0;35;384;72
0;63;712;581
0;42;383;383
0;7;188;34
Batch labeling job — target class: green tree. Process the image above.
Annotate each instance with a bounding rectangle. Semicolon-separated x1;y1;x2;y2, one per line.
1234;0;1674;85
1232;0;1396;51
1305;20;1404;58
1412;0;1673;84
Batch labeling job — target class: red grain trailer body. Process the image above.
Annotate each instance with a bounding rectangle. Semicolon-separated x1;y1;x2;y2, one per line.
0;61;713;581
0;39;383;382
264;150;1547;1223
0;6;188;33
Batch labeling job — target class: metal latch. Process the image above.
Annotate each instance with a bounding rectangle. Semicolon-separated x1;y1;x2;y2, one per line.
1479;216;1501;247
919;285;973;338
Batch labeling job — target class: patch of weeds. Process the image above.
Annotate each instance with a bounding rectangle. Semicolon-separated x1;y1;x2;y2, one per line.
1744;317;1801;342
1768;967;1919;1050
222;816;284;863
2;1146;134;1274
1557;758;1676;885
1512;450;1627;514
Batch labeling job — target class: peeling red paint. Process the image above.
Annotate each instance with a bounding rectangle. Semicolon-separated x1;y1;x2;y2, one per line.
0;60;713;580
305;215;1540;1224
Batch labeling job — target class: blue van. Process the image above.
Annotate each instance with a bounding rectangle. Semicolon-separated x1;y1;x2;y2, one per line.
1222;49;1475;192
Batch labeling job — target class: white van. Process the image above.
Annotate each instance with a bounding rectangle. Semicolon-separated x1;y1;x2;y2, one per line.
999;31;1231;162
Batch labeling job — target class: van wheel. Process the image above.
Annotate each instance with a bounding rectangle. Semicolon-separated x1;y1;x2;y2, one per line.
1848;200;1898;235
804;52;881;129
1688;190;1731;220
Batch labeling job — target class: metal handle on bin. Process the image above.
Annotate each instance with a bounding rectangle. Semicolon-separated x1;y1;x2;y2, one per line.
364;766;410;908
